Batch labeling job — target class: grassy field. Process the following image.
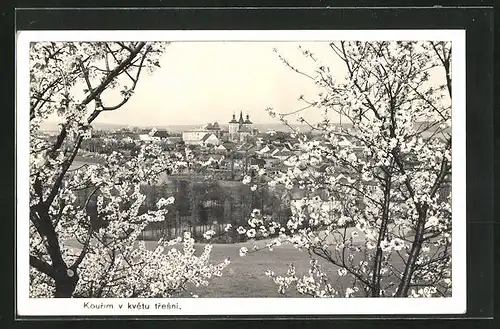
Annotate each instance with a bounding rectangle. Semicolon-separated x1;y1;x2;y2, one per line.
146;239;360;298
66;229;378;298
64;224;452;298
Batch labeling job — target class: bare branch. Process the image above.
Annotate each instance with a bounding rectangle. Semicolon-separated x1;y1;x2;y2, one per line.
30;255;56;278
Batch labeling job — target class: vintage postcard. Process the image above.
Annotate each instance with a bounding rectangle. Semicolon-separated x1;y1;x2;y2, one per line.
17;29;466;316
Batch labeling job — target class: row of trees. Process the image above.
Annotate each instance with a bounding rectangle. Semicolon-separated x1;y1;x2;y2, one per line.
73;178;293;243
80;138;138;155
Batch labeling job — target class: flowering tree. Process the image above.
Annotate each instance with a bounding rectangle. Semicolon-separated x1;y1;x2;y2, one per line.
29;42;229;298
239;41;452;298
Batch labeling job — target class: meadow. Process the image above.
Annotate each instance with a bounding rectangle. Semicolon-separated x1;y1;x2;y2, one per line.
65;229;392;298
166;229;404;298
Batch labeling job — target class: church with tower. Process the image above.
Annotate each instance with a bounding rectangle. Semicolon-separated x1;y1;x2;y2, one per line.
229;111;257;142
181;111;258;145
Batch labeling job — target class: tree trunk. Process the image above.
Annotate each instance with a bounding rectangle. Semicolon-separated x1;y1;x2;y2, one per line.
371;175;392;297
395;206;428;297
54;272;79;298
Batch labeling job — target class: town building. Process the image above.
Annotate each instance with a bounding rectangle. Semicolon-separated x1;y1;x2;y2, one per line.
200;133;220;146
182;129;210;145
215;144;228;153
228;111;258;142
182;122;223;145
82;126;92;139
182;112;259;145
204;122;223;138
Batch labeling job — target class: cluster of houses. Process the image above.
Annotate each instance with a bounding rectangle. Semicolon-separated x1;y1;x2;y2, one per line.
74;112;362;182
78;118;304;179
92;129;181;144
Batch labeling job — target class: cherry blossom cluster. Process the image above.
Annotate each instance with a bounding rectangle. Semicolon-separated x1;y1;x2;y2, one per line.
238;41;452;298
68;232;230;298
30;136;231;297
29;42;228;298
266;260;339;297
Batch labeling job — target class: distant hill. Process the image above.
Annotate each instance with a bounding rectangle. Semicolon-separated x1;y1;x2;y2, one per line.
39;120;446;135
154;123;314;133
39;121;314;133
39;121;130;132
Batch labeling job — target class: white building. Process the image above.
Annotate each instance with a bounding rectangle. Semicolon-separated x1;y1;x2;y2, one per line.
182;122;222;145
138;134;160;142
216;144;227;152
201;133;220;146
182;129;210;145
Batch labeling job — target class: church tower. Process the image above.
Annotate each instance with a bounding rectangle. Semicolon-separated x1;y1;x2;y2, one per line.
244;114;252;126
228;112;239;141
238;111;244;125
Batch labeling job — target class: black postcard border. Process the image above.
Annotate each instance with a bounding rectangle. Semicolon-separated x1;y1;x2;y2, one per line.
2;4;495;328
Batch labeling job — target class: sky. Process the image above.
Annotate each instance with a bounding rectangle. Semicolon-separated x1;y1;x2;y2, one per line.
43;41;447;128
84;42;346;126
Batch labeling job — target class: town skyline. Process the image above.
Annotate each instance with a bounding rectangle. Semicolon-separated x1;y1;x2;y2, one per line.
42;41;348;127
41;41;446;128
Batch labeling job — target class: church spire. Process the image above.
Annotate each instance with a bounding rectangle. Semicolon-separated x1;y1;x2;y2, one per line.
238;111;244;124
